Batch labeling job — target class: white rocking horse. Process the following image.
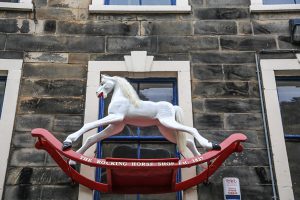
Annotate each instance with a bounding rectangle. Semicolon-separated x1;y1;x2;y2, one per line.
62;75;220;162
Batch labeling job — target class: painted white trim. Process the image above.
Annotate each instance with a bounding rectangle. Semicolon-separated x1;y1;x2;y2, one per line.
79;51;197;200
0;59;22;199
89;0;191;13
0;0;33;11
260;58;300;200
250;0;300;12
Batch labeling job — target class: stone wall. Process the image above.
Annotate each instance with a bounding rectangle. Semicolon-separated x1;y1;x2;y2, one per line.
0;0;299;199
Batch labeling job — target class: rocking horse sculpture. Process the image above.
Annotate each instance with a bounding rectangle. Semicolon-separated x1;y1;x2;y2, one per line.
31;74;247;194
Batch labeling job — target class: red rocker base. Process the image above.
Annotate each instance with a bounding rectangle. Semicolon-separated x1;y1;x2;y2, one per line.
32;128;247;194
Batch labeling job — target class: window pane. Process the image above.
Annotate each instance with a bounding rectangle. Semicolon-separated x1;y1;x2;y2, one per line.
276;78;300;135
296;0;300;4
263;0;295;4
0;0;19;2
0;77;7;118
139;83;173;103
107;0;140;5
141;0;173;5
276;77;300;200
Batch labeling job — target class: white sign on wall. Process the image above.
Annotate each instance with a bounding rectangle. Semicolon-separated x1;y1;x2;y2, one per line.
223;177;241;200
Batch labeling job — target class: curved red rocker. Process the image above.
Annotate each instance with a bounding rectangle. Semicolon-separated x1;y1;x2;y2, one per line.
32;128;247;194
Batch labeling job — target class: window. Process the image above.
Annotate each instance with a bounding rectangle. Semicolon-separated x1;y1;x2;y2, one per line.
0;0;32;11
89;0;191;13
95;78;180;200
276;77;300;199
0;59;22;199
250;0;300;12
0;76;7;118
260;57;300;200
80;51;196;200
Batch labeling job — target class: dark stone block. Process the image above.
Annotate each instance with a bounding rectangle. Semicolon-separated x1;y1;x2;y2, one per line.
193;82;250;98
68;53;89;64
220;36;277;51
278;35;300;50
41;185;78;200
0;51;23;59
259;52;296;59
107;36;157;53
225;113;263;130
44;20;56;33
58;21;139;36
0;34;6;50
90;53;126;61
12;132;36;148
21;79;86;97
192;64;223;80
152;53;189;61
3;185;41;200
255;167;271;184
19;97;84;114
10;148;46;167
193;113;223;129
6;34;105;52
15;115;53;131
20;20;30;33
191;52;255;64
142;21;193;35
225;149;269;166
238;21;252;35
223;64;257;81
34;0;47;7
205;99;260;113
253;20;289;35
23;63;86;79
198;166;270;185
0;19;18;33
249;81;259;98
158;36;218;53
192;98;204;113
190;0;204;7
194;8;249;20
194;21;237;35
53;115;83;132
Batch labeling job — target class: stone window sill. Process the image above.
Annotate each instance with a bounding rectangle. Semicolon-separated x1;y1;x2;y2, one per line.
0;2;33;11
89;5;191;13
250;4;300;12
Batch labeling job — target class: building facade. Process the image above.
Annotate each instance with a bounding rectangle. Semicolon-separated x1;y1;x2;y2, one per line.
0;0;299;199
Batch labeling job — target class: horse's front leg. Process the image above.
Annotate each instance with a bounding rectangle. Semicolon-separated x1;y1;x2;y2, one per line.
62;114;124;150
68;123;124;165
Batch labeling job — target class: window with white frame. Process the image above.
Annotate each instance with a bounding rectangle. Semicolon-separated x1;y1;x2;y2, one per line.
0;59;22;199
261;56;300;200
0;0;32;11
89;0;191;13
250;0;300;12
78;51;197;200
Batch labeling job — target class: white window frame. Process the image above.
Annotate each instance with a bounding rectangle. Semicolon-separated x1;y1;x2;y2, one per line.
260;56;300;200
250;0;300;12
89;0;191;13
0;59;22;199
0;0;33;11
78;51;197;200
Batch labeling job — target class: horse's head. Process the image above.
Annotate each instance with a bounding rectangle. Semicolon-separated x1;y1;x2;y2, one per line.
96;75;116;98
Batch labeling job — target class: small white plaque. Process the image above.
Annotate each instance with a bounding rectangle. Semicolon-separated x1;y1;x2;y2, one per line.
223;177;241;200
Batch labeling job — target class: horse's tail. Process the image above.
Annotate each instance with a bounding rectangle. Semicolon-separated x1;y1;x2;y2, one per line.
174;106;187;153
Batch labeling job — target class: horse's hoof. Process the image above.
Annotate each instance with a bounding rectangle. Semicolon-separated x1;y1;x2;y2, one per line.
62;141;72;151
212;143;221;150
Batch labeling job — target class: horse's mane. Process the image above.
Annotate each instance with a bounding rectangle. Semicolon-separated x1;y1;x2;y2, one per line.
114;76;141;107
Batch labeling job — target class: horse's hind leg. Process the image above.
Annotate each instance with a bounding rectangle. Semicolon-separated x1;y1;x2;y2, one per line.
63;114;124;150
159;118;220;150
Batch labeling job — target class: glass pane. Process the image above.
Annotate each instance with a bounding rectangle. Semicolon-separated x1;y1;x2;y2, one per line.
140;143;176;158
263;0;295;4
0;0;19;2
296;0;300;3
276;78;300;135
141;0;173;5
276;77;300;200
138;83;173;103
107;0;140;5
0;77;7;118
